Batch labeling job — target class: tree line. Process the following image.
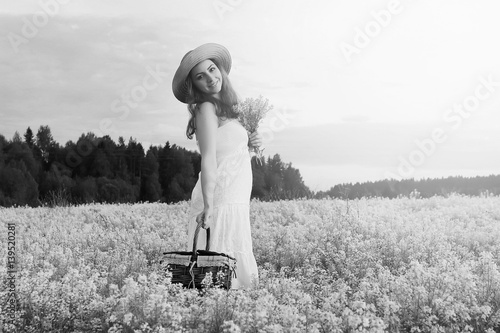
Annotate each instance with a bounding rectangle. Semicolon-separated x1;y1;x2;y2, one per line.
314;175;500;199
2;125;498;207
0;125;311;207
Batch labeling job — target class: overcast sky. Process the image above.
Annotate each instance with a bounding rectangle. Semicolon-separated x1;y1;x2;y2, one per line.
1;0;499;191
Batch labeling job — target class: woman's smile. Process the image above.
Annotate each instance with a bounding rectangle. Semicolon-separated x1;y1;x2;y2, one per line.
208;78;219;88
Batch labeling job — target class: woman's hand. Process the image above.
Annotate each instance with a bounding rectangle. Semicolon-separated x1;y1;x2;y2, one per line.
248;130;263;148
196;206;213;229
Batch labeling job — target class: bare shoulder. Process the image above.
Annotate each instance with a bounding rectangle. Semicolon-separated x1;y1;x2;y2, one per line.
195;102;218;129
196;102;217;116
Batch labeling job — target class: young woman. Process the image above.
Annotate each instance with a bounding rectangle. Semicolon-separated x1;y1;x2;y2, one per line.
172;43;260;289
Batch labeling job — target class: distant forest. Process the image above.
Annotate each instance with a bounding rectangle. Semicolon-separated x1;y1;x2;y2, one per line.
315;175;500;199
0;125;311;207
0;125;499;207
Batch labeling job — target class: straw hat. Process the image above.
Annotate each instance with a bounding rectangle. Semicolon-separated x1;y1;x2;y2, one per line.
172;43;232;103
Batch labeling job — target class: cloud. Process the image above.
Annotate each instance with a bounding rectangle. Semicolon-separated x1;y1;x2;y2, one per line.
266;121;423;165
0;13;218;144
263;121;500;189
340;114;371;123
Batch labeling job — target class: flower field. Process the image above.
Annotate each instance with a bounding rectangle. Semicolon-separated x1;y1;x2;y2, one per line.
1;194;500;332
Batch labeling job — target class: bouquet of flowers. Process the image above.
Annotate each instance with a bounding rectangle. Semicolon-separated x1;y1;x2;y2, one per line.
234;95;273;165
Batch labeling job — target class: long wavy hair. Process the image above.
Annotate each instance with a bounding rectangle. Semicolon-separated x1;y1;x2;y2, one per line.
185;60;239;139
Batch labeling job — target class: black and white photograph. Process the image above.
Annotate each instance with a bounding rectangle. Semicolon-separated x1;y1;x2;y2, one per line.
1;0;500;331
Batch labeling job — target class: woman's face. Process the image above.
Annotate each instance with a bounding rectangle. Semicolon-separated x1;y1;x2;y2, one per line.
190;59;222;98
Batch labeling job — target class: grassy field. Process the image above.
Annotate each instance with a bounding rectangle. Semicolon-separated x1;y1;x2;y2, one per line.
1;194;500;332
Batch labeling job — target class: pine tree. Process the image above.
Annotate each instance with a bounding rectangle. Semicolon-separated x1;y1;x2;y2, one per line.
140;148;162;202
24;127;34;148
35;125;55;163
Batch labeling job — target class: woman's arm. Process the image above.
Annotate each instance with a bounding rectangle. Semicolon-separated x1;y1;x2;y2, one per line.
194;102;218;228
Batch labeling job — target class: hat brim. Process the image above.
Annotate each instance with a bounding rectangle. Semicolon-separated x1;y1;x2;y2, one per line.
172;43;231;103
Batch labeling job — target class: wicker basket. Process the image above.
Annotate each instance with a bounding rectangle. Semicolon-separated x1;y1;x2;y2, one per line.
161;222;236;289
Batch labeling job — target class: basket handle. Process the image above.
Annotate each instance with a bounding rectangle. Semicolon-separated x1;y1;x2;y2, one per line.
192;219;210;258
188;222;211;289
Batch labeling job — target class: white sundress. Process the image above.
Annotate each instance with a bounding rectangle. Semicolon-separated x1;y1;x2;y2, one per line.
187;119;259;289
